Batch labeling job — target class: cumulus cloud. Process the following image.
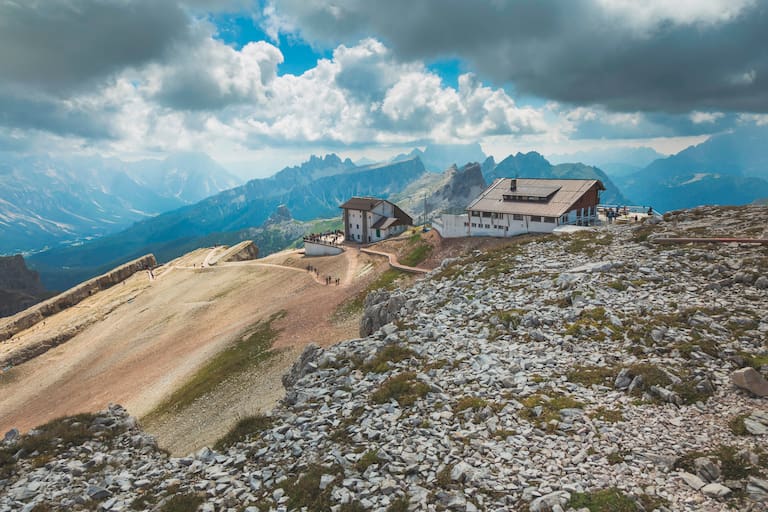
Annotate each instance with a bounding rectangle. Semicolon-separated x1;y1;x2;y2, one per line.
267;0;768;112
148;38;284;110
690;111;725;124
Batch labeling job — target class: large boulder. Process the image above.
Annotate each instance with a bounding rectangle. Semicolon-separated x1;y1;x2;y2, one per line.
731;367;768;397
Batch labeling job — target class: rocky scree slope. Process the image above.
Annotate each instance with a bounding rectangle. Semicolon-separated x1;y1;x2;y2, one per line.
2;206;768;511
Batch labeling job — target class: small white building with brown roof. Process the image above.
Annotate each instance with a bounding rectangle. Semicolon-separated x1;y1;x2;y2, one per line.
434;178;605;238
340;197;413;244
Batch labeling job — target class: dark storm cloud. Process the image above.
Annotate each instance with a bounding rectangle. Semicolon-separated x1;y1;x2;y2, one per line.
0;89;115;139
270;0;768;113
0;0;193;93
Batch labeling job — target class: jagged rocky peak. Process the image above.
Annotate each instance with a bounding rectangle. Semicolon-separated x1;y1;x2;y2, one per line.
0;255;45;294
439;162;486;200
304;153;354;170
264;204;293;226
0;254;50;317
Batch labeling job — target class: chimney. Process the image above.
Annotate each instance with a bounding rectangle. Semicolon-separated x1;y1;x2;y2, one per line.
510;178;517;192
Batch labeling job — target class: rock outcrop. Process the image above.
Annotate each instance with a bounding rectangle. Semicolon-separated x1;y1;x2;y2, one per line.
0;254;156;343
0;255;50;318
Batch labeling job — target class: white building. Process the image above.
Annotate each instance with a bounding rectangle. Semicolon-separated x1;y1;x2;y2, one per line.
340;197;413;244
433;178;605;238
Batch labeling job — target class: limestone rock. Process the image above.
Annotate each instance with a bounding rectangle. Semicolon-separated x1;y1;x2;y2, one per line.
731;367;768;397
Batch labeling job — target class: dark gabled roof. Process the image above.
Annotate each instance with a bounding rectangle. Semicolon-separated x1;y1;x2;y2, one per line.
339;197;383;212
340;196;414;227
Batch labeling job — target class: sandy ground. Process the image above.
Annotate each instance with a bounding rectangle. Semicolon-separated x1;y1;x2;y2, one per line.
0;246;382;453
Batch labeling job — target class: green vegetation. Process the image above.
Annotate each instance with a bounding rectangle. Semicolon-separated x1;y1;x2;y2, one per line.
1;413;128;479
675;445;767;481
454;396;489;412
590;406;623;423
433;235;548;281
564;307;619;342
386;497;410;512
625;363;713;405
564;232;613;256
334;269;406;318
728;414;750;436
371;372;430;407
281;464;343;510
566;365;617;387
566;488;638;511
329;407;365;444
400;231;432;267
149;312;284;417
362;344;418;373
158;494;204;512
518;391;584;432
356;450;379;472
213;414;273;451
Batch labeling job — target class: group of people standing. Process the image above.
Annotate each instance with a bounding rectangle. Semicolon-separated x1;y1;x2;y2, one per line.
304;230;344;246
306;264;340;286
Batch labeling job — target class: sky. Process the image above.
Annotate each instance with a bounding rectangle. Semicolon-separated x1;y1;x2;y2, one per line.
1;0;767;178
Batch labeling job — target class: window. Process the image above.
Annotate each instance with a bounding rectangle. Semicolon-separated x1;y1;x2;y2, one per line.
471;211;480;217
356;224;359;229
463;222;468;227
484;224;490;228
543;217;555;223
513;214;524;221
576;209;582;217
471;223;477;228
482;212;491;218
530;216;542;222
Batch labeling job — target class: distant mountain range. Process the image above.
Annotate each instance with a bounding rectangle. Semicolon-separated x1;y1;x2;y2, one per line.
0;152;241;254
616;125;768;211
28;156;427;290
7;130;768;293
548;146;665;177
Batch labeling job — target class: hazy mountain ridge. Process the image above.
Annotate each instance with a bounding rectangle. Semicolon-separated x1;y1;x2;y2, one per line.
617;125;768;211
0;152;241;254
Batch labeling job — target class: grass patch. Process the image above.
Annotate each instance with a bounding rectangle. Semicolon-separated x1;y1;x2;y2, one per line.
1;412;128;479
518;391;584;432
565;232;613;256
282;464;343;510
213;414;273;451
566;365;617;387
329;407;365;444
625;363;713;405
356;450;379;472
149;312;284;417
386;497;410;512
334;269;406;318
728;414;750;436
567;488;638;511
362;344;418;373
400;232;432;267
371;372;429;407
158;494;204;512
454;396;489;412
675;445;767;481
590;406;623;423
